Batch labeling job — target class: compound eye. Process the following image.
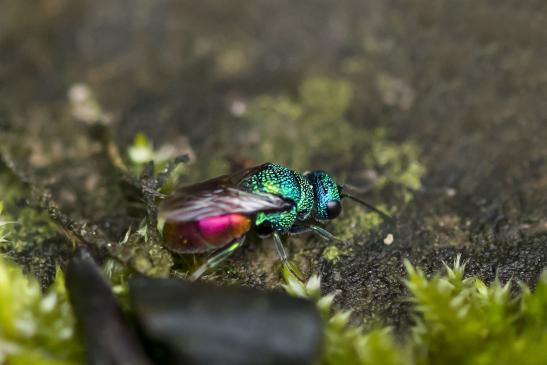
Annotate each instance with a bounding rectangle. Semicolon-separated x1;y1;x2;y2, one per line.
254;221;274;237
326;200;342;219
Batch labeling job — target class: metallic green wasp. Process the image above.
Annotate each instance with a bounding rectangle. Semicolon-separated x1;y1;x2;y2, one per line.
159;163;390;280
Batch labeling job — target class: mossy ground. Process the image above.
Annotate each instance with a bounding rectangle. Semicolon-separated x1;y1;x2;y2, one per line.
0;168;71;288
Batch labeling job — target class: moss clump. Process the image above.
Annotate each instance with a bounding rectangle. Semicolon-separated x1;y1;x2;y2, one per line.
332;204;389;242
322;245;342;262
322;245;353;264
113;224;174;279
363;128;425;202
284;256;547;365
0;257;82;365
244;78;424;191
406;257;547;365
244;77;354;170
332;128;424;239
0;169;68;287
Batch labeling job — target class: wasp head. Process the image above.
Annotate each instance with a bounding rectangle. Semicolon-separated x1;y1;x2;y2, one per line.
304;170;342;221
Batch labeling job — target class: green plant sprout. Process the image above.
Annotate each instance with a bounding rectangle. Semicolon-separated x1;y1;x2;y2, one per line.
127;133;179;174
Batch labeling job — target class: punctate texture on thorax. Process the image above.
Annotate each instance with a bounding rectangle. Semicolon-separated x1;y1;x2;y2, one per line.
239;163;314;231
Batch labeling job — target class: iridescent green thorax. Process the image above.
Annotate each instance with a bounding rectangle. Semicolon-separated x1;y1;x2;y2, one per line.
239;163;314;231
305;170;341;220
295;173;314;220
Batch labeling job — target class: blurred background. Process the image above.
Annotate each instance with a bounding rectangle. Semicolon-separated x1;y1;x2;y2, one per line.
0;0;546;346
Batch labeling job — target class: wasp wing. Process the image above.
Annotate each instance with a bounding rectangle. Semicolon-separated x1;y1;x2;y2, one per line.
158;164;292;222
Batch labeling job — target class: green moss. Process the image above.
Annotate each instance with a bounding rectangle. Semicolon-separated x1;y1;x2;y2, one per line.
283;257;547;365
0;257;83;365
244;79;424;191
405;257;547;365
244;77;354;170
322;245;342;262
363;128;425;193
332;128;424;239
0;169;68;286
113;224;174;279
333;204;390;242
322;245;352;264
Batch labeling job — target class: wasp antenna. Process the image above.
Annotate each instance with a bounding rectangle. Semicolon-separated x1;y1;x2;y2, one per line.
340;193;392;221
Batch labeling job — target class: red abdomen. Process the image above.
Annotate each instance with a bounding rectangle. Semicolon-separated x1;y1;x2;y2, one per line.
162;214;251;253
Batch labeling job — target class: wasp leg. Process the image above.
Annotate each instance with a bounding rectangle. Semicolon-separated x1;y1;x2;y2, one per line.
272;232;304;281
190;236;246;281
289;224;346;244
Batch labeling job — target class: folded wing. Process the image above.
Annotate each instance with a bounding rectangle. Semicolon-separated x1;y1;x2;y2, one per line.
159;164;293;223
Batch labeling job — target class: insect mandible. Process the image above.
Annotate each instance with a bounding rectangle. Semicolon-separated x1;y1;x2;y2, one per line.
158;163;390;280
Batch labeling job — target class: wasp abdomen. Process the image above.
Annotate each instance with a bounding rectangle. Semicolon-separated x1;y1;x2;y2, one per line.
163;214;251;253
